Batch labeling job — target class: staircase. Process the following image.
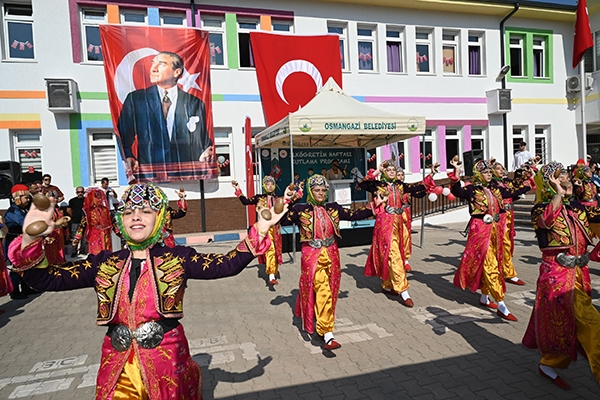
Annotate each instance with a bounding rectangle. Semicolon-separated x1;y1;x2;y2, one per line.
512;194;535;228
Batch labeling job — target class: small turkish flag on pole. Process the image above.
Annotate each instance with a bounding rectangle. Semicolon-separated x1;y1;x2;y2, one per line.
245;116;256;226
573;0;593;68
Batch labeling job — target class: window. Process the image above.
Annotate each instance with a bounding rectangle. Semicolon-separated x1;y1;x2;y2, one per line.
595;31;600;71
445;129;460;169
81;9;105;63
468;32;484;75
237;19;257;68
532;36;545;77
89;131;118;184
415;28;432;73
534;126;548;164
386;27;404;73
202;17;226;66
512;126;527;154
389;141;406;170
357;25;376;71
214;129;232;178
161;13;186;26
3;2;34;60
13;131;41;173
506;28;553;82
121;9;146;25
442;30;459;74
471;128;485;158
272;20;292;32
420;129;435;168
509;34;524;77
327;22;348;70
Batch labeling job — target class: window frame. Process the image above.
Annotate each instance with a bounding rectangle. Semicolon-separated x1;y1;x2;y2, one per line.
88;130;119;185
237;17;258;69
214;128;233;180
120;8;147;25
202;15;227;67
357;24;377;72
272;19;293;33
532;35;546;78
80;8;106;64
2;2;35;61
160;12;187;27
327;21;349;72
385;26;405;74
442;29;460;75
12;130;42;174
444;128;461;170
415;27;433;74
467;31;485;76
470;127;486;160
506;27;553;84
534;125;549;165
419;128;436;170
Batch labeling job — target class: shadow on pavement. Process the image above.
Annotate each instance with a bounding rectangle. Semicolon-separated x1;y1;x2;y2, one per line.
0;293;41;330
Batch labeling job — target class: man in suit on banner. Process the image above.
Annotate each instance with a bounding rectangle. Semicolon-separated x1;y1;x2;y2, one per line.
118;51;213;172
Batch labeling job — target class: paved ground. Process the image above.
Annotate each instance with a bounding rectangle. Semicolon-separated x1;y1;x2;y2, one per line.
0;222;599;399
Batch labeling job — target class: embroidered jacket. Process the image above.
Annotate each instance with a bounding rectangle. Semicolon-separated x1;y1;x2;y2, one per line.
10;232;266;324
282;202;374;241
359;175;427;206
451;180;528;217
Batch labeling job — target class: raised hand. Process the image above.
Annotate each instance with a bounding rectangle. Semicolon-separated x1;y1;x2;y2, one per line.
21;194;57;248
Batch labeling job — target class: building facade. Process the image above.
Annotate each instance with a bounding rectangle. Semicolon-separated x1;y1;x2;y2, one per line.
0;0;585;232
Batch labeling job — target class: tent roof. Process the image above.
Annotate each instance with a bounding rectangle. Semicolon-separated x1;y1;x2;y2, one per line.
255;78;426;149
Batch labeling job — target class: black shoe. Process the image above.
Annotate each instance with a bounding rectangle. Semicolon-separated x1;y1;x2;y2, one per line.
10;293;28;300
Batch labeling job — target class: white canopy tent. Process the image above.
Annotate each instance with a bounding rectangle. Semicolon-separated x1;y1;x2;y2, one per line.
253;78;429;258
255;78;426;149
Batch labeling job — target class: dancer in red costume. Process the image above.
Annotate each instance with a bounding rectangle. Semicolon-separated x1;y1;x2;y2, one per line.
233;176;301;285
73;188;113;255
449;158;529;321
359;161;435;307
282;174;383;350
522;161;600;389
491;161;527;286
9;182;287;399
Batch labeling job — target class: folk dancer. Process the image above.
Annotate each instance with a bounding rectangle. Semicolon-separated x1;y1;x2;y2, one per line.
282;175;383;350
358;161;434;307
522;161;600;389
233;176;301;285
449;158;529;321
73;188;113;255
491;161;527;286
572;159;598;207
163;188;188;248
8;182;287;399
43;191;70;264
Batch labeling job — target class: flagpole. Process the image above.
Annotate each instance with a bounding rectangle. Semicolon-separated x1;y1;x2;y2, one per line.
580;62;588;159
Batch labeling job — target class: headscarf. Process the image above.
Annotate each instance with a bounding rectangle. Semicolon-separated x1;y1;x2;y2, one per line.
472;160;492;185
380;159;397;183
572;159;591;182
306;174;329;206
262;176;276;195
115;183;169;251
491;162;505;181
534;161;565;204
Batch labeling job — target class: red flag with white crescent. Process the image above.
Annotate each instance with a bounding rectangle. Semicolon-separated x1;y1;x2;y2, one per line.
99;25;217;182
250;32;342;126
573;0;593;68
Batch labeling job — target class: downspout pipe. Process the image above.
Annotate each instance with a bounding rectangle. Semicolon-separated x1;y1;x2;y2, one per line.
500;3;519;169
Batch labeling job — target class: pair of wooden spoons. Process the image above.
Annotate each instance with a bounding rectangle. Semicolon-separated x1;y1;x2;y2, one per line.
25;194;71;236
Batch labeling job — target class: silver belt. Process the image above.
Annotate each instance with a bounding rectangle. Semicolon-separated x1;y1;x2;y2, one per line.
385;205;406;215
556;252;590;268
308;236;335;248
110;321;164;351
504;204;514;210
483;214;500;224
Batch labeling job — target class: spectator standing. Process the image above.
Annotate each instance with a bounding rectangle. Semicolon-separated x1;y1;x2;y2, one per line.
67;186;87;257
512;141;534;171
40;174;64;203
326;159;347;181
4;184;30;299
100;177;119;219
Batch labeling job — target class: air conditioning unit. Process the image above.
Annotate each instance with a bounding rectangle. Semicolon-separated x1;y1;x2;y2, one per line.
566;76;581;93
485;88;511;114
45;78;79;113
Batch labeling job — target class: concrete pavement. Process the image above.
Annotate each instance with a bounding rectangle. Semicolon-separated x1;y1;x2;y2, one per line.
0;222;599;399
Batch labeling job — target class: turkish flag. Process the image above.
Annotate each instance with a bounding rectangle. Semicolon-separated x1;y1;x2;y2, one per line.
250;32;342;126
573;0;593;68
99;25;217;182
